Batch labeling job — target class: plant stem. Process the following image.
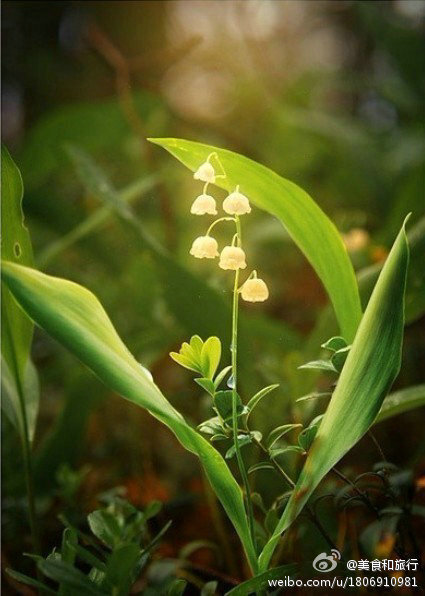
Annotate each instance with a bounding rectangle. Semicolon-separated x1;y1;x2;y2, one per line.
231;216;256;553
12;356;42;576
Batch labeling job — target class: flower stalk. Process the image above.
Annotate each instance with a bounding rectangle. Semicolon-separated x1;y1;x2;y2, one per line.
231;215;256;552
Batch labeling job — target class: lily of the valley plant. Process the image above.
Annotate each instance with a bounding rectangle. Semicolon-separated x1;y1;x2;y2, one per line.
2;138;414;590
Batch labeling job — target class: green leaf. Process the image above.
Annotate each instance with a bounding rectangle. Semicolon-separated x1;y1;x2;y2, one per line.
358;215;425;325
59;528;79;596
201;581;218;596
246;384;279;418
298;360;337;373
225;564;297;595
69;544;106;572
189;335;203;359
225;434;254;460
1;145;38;442
149;138;362;342
6;568;57;595
321;336;347;352
195;377;216;397
267;424;302;449
88;510;122;549
259;219;409;572
103;543;142;595
169;351;200;374
1;262;257;573
297;425;318;451
214;390;242;421
295;392;331;404
331;346;351;372
37;558;106;595
214;365;232;389
269;446;306;459
167;579;187;596
247;462;275;475
197;417;224;436
200;336;222;379
374;385;425;424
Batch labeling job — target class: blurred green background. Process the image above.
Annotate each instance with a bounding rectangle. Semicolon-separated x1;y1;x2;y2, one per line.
2;0;425;588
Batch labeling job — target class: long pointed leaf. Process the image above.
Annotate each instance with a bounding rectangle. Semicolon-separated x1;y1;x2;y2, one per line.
149;138;362;342
258;219;409;571
1;261;257;573
374;384;425;424
1;145;38;441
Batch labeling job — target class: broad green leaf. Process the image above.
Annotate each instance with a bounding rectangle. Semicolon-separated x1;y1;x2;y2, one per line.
358;215;425;325
88;510;122;549
169;351;200;373
200;336;221;379
258;220;409;572
374;385;425;424
149;138;362;342
1;145;38;442
1;262;257;573
225;564;297;595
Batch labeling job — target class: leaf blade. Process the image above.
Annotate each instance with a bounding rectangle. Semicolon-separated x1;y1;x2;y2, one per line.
258;219;410;571
1;261;257;573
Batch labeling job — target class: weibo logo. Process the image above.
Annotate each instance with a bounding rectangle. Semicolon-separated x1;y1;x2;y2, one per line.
312;549;341;573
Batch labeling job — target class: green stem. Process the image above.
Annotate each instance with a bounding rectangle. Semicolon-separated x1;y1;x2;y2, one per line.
231;216;256;553
11;353;42;577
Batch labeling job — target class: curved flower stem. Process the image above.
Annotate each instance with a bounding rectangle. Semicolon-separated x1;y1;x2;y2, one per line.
206;217;236;236
231;216;256;552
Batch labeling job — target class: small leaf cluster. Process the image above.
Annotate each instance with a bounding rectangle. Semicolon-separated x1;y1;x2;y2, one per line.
7;495;177;596
299;336;351;374
171;337;281;458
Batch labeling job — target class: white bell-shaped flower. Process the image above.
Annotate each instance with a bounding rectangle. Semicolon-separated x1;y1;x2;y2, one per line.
219;246;247;270
190;235;219;259
223;188;251;215
194;161;215;183
190;194;217;215
241;278;269;302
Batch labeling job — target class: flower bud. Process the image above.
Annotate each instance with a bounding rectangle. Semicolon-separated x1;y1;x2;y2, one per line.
223;189;251;215
190;236;219;259
241;277;269;302
194;161;215;183
241;278;269;302
219;246;247;270
190;194;217;215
